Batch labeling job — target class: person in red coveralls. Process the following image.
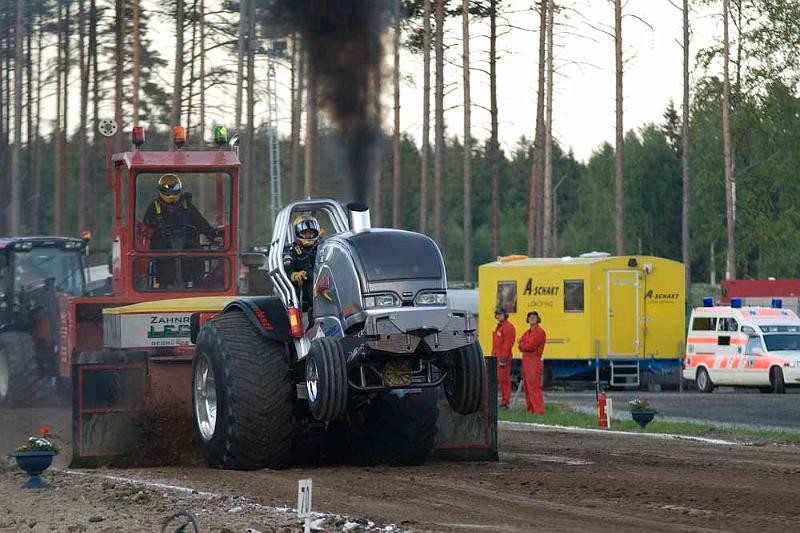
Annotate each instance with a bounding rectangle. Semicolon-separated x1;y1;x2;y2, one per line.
518;311;546;414
492;307;516;410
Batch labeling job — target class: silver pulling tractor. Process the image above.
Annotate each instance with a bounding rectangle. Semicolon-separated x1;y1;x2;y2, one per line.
192;199;487;469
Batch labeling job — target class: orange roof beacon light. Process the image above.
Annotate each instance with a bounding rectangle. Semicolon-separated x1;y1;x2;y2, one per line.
172;126;187;149
131;126;145;148
81;230;92;242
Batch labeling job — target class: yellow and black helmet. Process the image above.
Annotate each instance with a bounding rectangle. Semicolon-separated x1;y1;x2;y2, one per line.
158;174;183;204
293;215;320;248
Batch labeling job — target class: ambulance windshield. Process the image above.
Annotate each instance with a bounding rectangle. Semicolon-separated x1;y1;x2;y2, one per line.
763;333;800;352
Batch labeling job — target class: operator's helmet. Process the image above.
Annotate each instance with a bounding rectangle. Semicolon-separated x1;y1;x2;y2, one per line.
158;174;183;204
293;215;320;248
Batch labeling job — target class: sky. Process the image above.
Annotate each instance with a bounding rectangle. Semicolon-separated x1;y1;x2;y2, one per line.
72;1;724;164
386;0;723;162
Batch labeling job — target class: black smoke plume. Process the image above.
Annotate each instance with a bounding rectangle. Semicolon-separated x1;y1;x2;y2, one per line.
269;0;388;204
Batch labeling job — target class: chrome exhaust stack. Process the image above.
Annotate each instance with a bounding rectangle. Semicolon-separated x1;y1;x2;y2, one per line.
347;203;371;233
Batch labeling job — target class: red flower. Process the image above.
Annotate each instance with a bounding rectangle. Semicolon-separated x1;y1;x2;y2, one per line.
40;426;50;436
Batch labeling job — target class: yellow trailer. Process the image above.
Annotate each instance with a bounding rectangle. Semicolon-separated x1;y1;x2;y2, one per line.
478;254;685;387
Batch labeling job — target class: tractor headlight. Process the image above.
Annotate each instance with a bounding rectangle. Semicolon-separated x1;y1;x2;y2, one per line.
12;242;33;251
62;241;82;250
364;293;400;309
414;291;447;306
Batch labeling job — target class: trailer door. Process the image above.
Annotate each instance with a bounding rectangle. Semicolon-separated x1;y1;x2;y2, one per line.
607;270;640;356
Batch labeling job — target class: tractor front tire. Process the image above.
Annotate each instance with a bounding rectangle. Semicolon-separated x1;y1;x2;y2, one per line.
0;332;38;407
193;311;296;470
306;337;348;422
443;342;485;415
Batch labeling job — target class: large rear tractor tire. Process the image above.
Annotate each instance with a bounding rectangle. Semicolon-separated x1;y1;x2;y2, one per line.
306;337;348;422
357;388;439;466
770;366;786;394
192;311;296;470
0;332;38;407
443;342;485;415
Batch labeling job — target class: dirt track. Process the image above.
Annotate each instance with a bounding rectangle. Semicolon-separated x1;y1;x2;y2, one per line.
2;407;800;532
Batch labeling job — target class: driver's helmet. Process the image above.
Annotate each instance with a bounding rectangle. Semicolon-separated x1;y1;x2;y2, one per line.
158;174;183;204
293;215;320;248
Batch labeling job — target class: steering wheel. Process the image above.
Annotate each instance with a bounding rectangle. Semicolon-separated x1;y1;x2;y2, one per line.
153;224;200;250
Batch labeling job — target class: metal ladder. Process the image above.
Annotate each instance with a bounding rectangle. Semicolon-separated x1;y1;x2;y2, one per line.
610;360;640;387
267;61;282;226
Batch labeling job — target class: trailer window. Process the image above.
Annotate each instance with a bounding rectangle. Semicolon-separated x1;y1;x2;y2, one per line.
496;281;517;314
564;280;584;312
691;317;717;331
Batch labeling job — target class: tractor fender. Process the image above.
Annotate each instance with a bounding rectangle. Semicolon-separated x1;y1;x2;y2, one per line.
221;296;291;344
189;296;291;345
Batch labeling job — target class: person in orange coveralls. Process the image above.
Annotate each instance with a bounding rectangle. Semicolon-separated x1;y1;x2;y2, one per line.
518;311;546;414
492;307;516;410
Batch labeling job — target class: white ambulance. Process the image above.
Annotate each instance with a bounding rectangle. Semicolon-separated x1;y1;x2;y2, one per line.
683;298;800;393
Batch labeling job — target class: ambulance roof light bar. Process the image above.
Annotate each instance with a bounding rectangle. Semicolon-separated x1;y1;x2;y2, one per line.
772;298;783;309
731;297;743;309
703;297;714;307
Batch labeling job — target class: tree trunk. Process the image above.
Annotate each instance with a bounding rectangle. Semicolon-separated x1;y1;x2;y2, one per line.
63;0;70;142
89;0;99;230
186;0;198;133
528;0;546;256
25;12;33;231
419;0;431;233
289;34;304;200
54;0;64;234
614;0;624;255
371;66;382;226
722;0;735;279
392;4;401;228
32;19;43;233
133;0;141;126
682;0;691;294
542;0;554;257
234;0;245;130
199;0;206;142
489;0;499;258
114;0;124;152
245;0;255;246
462;0;472;282
171;0;185;128
9;0;23;234
433;0;445;247
78;0;88;232
304;49;318;196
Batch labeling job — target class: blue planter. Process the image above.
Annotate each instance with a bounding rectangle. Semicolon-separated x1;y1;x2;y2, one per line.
631;410;656;429
12;451;55;489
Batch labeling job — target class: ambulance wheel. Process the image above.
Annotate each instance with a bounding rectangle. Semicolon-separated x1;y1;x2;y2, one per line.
306;337;348;422
769;367;786;394
193;310;296;470
443;342;485;415
696;367;714;393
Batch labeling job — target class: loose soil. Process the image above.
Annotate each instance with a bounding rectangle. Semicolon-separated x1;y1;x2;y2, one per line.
2;407;799;532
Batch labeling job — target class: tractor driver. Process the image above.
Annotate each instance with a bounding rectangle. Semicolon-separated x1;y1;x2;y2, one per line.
283;215;320;309
143;174;220;250
142;174;220;287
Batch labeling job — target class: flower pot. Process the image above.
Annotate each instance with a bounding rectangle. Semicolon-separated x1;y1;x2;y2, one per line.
630;410;655;429
11;451;55;489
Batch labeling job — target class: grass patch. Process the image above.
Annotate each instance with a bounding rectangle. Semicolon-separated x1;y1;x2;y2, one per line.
499;402;800;444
